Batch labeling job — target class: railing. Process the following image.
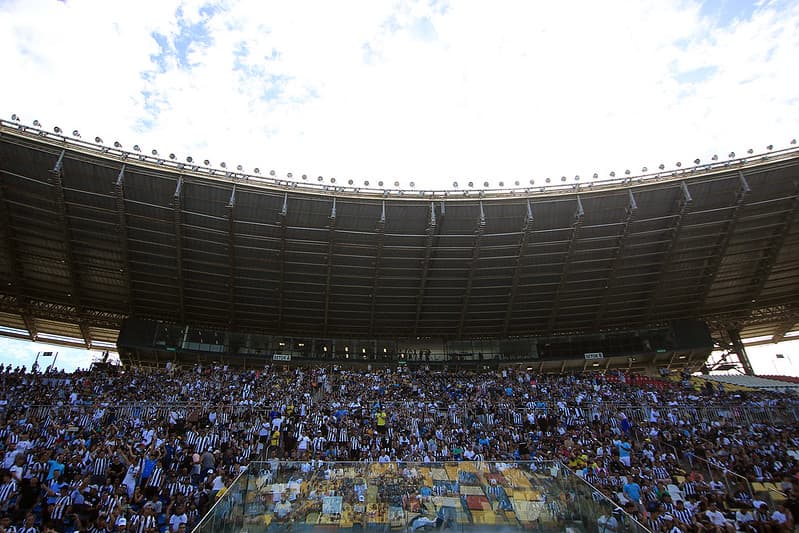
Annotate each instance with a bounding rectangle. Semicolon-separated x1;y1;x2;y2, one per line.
192;460;650;533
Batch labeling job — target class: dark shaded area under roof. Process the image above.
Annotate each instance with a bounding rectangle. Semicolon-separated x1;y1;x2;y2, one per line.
0;121;797;365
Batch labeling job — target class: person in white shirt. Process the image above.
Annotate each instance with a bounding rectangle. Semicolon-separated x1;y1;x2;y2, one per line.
705;503;735;533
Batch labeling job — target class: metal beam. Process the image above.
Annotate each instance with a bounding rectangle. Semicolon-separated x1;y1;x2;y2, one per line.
0;170;36;341
547;196;584;333
413;202;442;337
322;197;336;336
457;201;486;338
275;192;288;332
114;165;134;315
172;176;185;324
49;150;90;348
503;199;534;336
738;184;799;322
368;201;387;336
692;171;750;314
226;185;237;328
594;189;637;329
644;182;693;323
728;328;755;376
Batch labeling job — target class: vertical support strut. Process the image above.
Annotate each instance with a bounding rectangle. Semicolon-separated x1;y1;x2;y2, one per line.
693;171;750;314
457;201;486;338
645;181;693;323
547;195;584;333
368;201;387;336
276;192;288;333
728;328;755;376
226;185;237;328
503;200;534;336
322;197;336;336
413;202;442;337
49;150;91;348
114;165;134;315
172;176;185;325
0;170;35;340
594;189;637;329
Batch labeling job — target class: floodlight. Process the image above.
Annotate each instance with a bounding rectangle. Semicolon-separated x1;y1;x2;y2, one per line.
95;137;103;144
409;182;415;188
484;181;490;187
624;170;630;175
186;156;193;163
53;126;62;134
33;120;41;127
220;162;226;168
453;181;458;188
747;148;753;154
609;171;615;177
317;176;323;182
330;178;336;183
270;170;276;176
287;173;293;178
711;154;718;160
514;180;520;186
236;165;243;171
10;114;19;122
728;152;735;158
766;145;773;151
114;141;122;148
791;139;796;145
675;162;681;167
169;153;176;160
364;180;369;186
658;164;665;170
72;130;80;137
529;179;534;185
641;167;647;172
151;149;158;156
545;178;551;183
574;176;579;182
133;145;141;152
348;179;354;185
468;181;474;187
498;181;504;187
302;174;307;180
394;181;400;187
203;159;210;165
693;158;700;164
253;167;260;174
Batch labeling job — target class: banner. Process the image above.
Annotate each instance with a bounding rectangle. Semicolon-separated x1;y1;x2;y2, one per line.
583;352;604;360
272;354;291;361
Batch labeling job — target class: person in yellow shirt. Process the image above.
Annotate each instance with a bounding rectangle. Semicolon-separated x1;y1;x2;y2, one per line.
376;409;387;434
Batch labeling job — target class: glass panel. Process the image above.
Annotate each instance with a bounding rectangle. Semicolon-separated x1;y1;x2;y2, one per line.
192;461;649;532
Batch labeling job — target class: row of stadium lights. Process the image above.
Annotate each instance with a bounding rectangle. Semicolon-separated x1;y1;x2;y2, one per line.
10;115;799;190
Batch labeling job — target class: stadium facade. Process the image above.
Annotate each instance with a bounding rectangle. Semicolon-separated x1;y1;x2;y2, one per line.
1;120;797;372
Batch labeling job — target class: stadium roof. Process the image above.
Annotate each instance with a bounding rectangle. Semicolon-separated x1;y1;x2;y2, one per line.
0;120;798;351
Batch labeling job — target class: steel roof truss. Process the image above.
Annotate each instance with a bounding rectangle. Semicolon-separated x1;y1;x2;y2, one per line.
322;197;336;335
457;201;486;337
547;196;585;333
172;176;185;323
368;201;387;336
413;202;442;337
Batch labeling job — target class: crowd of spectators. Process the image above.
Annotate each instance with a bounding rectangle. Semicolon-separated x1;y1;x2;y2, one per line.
0;361;798;532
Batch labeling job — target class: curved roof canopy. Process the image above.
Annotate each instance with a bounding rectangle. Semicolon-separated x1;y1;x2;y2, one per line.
0;120;797;350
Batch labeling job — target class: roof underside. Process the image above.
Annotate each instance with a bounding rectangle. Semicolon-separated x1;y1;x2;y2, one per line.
0;124;798;351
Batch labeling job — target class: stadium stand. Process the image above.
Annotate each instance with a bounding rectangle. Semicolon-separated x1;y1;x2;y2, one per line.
2;122;799;532
698;374;799;392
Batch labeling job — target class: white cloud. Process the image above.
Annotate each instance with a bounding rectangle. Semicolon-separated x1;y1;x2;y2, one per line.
1;0;797;186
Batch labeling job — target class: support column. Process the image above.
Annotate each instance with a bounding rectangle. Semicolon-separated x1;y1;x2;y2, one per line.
728;328;755;376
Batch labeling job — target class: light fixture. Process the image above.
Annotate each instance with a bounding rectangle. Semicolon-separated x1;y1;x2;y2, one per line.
545;177;551;183
203;159;210;165
133;145;141;152
72;130;81;137
33;120;41;127
574;176;579;182
378;180;384;187
560;176;567;182
10;114;20;122
675;162;682;167
658;164;665;170
747;148;754;154
484;181;490;187
711;154;718;161
468;181;474;187
330;178;336;183
609;171;615;177
409;181;415;188
253;167;260;174
514;180;520;186
364;180;369;186
184;156;192;163
302;174;307;180
791;139;796;145
317;176;323;182
220;162;227;168
114;141;122;148
287;172;293;178
53;126;62;134
693;158;700;165
592;173;598;179
641;167;647;172
624;170;631;175
95;136;103;144
151;149;158;156
169;153;176;160
728;152;735;158
236;165;243;171
529;179;535;185
453;181;458;188
394;181;400;187
348;179;354;185
270;170;276;176
766;145;773;151
498;181;504;187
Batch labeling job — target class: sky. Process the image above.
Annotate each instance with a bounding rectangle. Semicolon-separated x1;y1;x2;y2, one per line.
0;0;798;373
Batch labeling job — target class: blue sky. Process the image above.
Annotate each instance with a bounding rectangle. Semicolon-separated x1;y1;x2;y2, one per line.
0;0;798;372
